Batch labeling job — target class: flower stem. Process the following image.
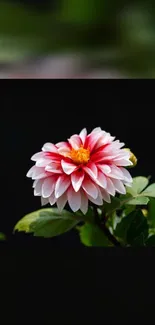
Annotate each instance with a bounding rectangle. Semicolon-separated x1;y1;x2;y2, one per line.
93;205;121;247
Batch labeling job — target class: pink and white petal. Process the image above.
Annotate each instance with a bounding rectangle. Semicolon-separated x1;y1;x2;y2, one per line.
45;162;63;174
57;147;71;157
42;143;58;153
87;162;98;178
83;165;97;180
61;160;77;175
57;193;68;212
55;175;71;199
36;158;52;167
119;167;133;183
32;167;47;180
108;165;124;180
115;150;130;159
80;190;88;214
71;170;84;192
112;179;126;194
106;178;116;196
34;179;44;196
68;135;82;150
67;187;81;212
94;132;111;150
42;177;56;198
49;192;57;206
87;131;105;152
32;179;38;188
82;177;98;199
26;165;36;178
41;197;49;206
31;152;45;161
96;171;107;189
98;164;111;174
87;192;103;206
114;159;133;167
91;127;102;133
56;141;70;149
100;188;111;203
109;140;125;150
91;151;116;163
79;128;87;145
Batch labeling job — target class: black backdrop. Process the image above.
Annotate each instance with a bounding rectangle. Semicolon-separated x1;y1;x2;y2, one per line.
1;83;155;325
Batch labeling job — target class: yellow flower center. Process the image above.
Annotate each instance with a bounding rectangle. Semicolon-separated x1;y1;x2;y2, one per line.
70;146;90;165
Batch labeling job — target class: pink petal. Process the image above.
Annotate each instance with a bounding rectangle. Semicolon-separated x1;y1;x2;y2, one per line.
45;162;63;174
79;128;87;145
80;190;88;214
42;177;55;198
119;167;133;183
42;143;58;153
91;151;116;163
112;179;126;194
87;162;98;178
86;131;104;152
98;164;111;174
94;132;111;150
67;187;81;212
68;135;82;150
107;140;125;150
57;147;71;157
61;160;77;175
82;177;98;199
87;191;103;206
83;165;97;180
31;152;44;161
56;141;70;149
96;171;107;189
36;158;52;167
113;159;133;167
57;142;71;156
106;178;116;196
57;193;68;212
34;179;43;196
32;167;47;180
41;197;49;206
71;170;84;192
49;192;57;206
26;165;36;178
108;165;124;180
55;175;71;198
100;188;111;203
32;179;38;188
91;127;102;133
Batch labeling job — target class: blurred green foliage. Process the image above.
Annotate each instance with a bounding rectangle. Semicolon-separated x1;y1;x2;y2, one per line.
0;0;155;76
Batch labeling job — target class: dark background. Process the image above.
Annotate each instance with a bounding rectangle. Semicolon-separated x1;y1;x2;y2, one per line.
1;84;155;325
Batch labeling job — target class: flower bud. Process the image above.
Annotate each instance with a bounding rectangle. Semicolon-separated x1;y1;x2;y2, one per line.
124;148;137;167
142;209;148;217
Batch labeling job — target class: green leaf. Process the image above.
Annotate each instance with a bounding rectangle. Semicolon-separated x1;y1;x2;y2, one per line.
104;197;121;215
77;223;112;247
122;205;136;217
114;210;148;246
126;177;149;196
147;198;155;228
14;208;79;238
0;232;6;241
126;196;150;205
145;235;155;246
141;183;155;198
131;233;146;246
76;206;95;223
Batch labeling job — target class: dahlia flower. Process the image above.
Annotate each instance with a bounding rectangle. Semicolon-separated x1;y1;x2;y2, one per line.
27;127;133;214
